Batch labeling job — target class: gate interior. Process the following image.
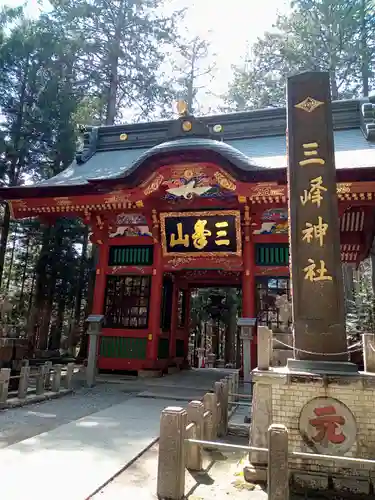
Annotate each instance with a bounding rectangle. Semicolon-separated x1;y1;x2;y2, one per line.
189;287;242;368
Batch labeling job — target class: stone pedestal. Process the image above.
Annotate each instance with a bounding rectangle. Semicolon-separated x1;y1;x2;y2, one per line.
246;366;375;494
86;314;104;388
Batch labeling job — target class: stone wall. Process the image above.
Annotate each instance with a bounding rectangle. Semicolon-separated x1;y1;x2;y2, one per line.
250;369;375;493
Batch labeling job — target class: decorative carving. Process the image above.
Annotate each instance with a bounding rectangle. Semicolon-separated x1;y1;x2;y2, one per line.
213;171;236;191
76;126;98;164
299;397;357;455
54;197;72;206
250;183;285;198
104;191;130;204
336;183;352;194
294;96;324;113
143;174;164;196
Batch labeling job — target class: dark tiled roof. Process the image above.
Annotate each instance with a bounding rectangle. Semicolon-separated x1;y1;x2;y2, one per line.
7;97;375;190
37;129;375;187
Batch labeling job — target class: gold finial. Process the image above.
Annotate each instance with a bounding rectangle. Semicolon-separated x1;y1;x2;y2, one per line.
176;100;188;116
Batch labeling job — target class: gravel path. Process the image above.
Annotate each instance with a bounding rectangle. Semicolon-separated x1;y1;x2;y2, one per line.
0;383;137;449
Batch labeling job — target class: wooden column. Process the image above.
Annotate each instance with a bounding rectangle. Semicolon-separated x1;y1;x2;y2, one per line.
91;222;109;315
242;206;257;368
287;72;348;363
184;288;191;361
169;279;179;359
148;226;163;362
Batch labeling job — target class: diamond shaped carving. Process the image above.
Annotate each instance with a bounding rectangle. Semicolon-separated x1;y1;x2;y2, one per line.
295;97;324;113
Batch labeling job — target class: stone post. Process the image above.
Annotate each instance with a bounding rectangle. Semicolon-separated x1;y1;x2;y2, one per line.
157;406;187;500
227;375;233;410
197;347;205;368
35;364;46;395
86;314;104;387
363;333;375;372
207;353;216;368
215;379;228;437
287;71;349;366
267;424;289;500
51;364;62;392
0;368;10;404
186;400;205;471
237;318;256;382
203;392;218;439
258;326;272;370
44;361;52;390
18;365;30;399
64;362;75;389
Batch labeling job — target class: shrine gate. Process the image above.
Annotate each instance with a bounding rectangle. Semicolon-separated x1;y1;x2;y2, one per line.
1;79;375;375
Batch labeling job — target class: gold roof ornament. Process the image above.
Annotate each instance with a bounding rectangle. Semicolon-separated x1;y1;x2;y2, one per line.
176;100;189;117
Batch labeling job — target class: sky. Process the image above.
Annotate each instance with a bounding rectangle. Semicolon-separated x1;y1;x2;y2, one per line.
0;0;290;113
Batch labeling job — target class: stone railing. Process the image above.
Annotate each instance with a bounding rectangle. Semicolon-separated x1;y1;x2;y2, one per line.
0;361;75;408
257;327;373;371
157;371;239;499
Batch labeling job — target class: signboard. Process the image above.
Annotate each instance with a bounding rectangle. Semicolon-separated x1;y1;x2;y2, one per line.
160;210;241;257
299;397;356;455
287;72;347;361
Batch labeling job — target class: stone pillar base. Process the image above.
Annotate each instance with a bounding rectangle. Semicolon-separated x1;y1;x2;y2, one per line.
243;463;267;483
245;365;375;495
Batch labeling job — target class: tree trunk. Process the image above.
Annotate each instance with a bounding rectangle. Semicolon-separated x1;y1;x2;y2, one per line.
360;0;369;96
0;204;11;291
19;235;30;306
5;225;17;291
70;227;88;352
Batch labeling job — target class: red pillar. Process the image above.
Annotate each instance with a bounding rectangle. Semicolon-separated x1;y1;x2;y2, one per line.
169;279;179;359
148;241;163;363
92;242;109;315
242;210;257;369
184;288;191;362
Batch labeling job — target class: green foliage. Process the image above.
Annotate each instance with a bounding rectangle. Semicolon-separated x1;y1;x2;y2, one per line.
225;0;375;110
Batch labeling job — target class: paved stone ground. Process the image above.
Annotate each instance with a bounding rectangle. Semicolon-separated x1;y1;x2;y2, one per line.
0;383;137;449
0;368;231;499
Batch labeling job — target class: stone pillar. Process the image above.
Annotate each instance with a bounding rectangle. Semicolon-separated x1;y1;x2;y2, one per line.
267;424;289;500
0;368;10;404
44;361;52;389
215;379;229;436
249;379;272;467
363;333;375;372
35;365;46;395
18;365;30;399
51;364;62;392
64;362;75;389
197;347;205;368
238;318;256;382
157;406;187;500
203;392;218;439
257;326;272;370
86;314;104;387
186;401;205;471
286;71;349;366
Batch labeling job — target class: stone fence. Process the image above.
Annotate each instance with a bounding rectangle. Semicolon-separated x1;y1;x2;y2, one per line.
258;326;374;371
157;371;240;500
0;361;75;408
156;371;375;500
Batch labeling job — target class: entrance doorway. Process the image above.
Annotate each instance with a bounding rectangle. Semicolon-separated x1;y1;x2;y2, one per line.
188;287;242;369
